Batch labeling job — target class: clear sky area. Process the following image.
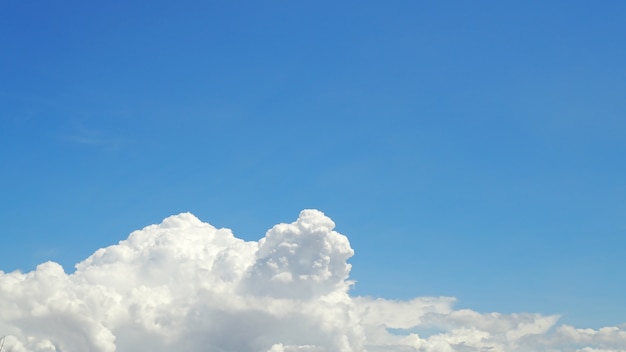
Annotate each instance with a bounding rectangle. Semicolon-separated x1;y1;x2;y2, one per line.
1;1;625;351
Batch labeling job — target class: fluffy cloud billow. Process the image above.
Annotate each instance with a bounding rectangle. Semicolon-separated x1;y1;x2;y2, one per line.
0;210;624;352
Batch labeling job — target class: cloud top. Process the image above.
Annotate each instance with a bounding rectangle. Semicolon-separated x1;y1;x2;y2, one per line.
0;210;624;351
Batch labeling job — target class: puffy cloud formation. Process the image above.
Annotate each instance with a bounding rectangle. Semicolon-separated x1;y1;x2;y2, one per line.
0;210;624;352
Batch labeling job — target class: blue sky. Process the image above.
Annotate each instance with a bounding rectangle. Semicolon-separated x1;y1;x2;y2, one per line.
1;0;625;332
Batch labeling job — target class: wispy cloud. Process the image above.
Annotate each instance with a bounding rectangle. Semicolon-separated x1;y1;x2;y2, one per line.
0;92;129;151
61;123;127;152
62;134;125;150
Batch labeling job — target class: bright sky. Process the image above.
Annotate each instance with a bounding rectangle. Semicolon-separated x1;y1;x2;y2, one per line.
1;1;626;351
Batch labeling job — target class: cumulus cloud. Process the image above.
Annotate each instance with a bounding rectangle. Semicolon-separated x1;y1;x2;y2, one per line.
0;210;624;352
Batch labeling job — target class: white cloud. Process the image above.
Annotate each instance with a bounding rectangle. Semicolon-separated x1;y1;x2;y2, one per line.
0;210;624;351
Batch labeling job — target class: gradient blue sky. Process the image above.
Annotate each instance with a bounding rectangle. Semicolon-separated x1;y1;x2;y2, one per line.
2;1;625;330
